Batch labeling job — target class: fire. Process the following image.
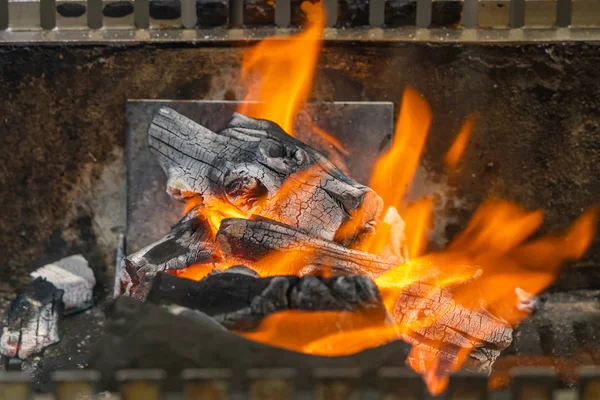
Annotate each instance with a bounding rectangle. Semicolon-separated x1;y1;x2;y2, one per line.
177;4;598;395
237;2;324;135
369;86;432;210
445;113;477;170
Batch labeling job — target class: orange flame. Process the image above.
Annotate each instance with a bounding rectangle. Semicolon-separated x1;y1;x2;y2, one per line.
445;113;477;169
237;2;325;134
171;12;599;394
369;87;432;210
402;197;434;259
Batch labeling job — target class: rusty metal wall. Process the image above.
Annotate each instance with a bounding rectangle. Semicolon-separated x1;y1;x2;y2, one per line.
0;42;598;307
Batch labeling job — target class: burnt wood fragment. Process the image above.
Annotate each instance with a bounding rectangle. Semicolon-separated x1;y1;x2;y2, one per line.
148;107;383;248
147;271;388;330
216;217;395;279
430;0;463;28
119;206;219;300
0;279;64;360
90;297;412;389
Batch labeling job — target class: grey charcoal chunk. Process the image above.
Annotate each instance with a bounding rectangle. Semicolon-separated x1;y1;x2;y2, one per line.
0;279;63;359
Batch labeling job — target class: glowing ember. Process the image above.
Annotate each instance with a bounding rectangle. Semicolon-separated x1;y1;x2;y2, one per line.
369;86;432;210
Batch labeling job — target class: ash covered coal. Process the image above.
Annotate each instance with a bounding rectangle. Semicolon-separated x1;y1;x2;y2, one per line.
0;278;63;360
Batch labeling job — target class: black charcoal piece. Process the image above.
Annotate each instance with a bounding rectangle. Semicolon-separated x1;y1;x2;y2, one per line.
90;297;411;390
119;206;218;300
196;0;229;27
56;3;87;17
384;0;417;26
337;0;370;27
146;271;388;331
150;0;181;20
430;0;463;28
102;1;134;18
243;0;275;26
0;278;64;360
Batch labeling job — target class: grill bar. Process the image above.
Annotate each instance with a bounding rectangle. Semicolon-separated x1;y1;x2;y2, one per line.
2;367;600;398
0;0;599;44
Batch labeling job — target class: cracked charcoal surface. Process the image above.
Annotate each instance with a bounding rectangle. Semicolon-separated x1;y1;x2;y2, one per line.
120;206;218;300
394;280;513;374
90;296;411;390
0;279;64;360
216;217;395;278
148;107;383;249
147;270;387;330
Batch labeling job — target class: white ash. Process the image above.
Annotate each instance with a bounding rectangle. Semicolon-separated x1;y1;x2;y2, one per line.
1;302;60;359
31;255;95;311
0;279;63;359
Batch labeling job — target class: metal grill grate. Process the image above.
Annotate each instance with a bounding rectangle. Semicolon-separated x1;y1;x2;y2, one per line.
1;367;600;399
0;0;599;43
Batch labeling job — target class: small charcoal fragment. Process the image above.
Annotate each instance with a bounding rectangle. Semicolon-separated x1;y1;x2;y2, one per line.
150;0;182;20
196;0;229;27
56;3;87;18
30;254;95;313
384;0;417;26
0;279;63;359
102;1;134;18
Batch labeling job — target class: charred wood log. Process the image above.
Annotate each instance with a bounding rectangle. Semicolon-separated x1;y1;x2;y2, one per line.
216;217;396;279
146;270;388;331
119;206;219;300
392;277;513;375
148;107;384;248
0;278;63;360
90;296;412;390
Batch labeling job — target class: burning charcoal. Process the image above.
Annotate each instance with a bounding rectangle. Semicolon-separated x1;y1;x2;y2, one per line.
146;271;388;330
0;279;63;360
119;206;219;300
384;0;417;26
148;107;383;249
216;217;396;279
30;254;95;313
90;296;411;389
